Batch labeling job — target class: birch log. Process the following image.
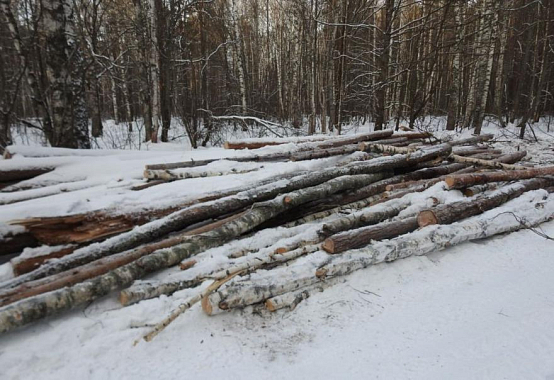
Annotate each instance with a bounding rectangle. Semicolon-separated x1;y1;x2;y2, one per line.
317;190;554;279
204;190;554;314
418;178;554;227
445;167;554;189
0;173;385;332
1;145;450;291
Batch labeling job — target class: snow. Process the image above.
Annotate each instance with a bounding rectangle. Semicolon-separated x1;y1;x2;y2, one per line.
1;118;554;379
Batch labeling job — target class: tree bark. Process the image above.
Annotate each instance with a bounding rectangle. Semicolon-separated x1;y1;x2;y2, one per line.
444;167;554;189
418;178;554;227
322;217;419;254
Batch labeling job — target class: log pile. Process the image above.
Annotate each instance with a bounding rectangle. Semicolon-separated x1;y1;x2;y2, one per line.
1;130;553;344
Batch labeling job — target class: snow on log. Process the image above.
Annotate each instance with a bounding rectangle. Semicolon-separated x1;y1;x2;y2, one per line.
446;134;494;146
444;167;554;189
417;178;554;227
144;166;259;181
0;173;387;331
204;190;554;314
317;190;554;279
322;217;420;254
0;212;247;307
450;154;526;170
1;145;450;290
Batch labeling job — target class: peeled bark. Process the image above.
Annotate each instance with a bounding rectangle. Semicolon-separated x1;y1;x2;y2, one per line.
445;167;554;189
418;178;554;227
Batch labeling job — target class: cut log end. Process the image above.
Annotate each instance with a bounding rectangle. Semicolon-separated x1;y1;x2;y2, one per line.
315;268;328;278
265;299;278;312
201;296;214;315
444;176;456;189
273;247;288;254
321;239;335;254
417;210;439;227
179;259;197;271
119;291;130;307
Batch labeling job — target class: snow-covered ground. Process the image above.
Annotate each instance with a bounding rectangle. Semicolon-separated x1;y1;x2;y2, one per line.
1;118;554;379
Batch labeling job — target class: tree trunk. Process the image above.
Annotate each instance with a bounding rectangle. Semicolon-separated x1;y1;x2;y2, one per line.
444;167;554;189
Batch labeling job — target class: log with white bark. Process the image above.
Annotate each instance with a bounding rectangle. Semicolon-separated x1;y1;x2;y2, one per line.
120;196;415;306
417;178;554;227
450;154;526;170
0;212;247;307
0;173;389;332
444;167;554;189
203;190;554;314
203;188;553;314
223;135;332;150
14;172;304;246
446;134;494;146
144;167;259;181
451;147;501;156
121;245;319;307
317;190;554;279
2;145;450;290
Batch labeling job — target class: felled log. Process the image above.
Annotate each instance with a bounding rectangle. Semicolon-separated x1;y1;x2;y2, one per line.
417;178;554;227
12;172;304;247
446;134;494;146
444;167;554;189
0;212;247;307
223;135;332;150
203;189;554;315
391;131;432;140
0;173;389;331
359;142;414;154
289;145;359;162
144;167;258;181
313;130;394;149
450;154;526;171
121;196;415;306
3;145;450;291
0;231;39;257
11;245;77;276
121;245;319;307
0;166;55;183
451;147;501;156
278;162;466;226
317;190;554;279
462;184;498;197
322;217;419;254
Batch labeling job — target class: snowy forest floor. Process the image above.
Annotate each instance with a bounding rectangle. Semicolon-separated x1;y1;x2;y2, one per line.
1;118;554;379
